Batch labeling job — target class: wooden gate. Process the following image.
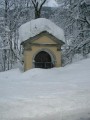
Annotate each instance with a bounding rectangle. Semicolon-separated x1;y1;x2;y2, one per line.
34;51;53;68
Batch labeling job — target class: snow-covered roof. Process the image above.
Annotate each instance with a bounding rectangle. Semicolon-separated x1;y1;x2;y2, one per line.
19;18;65;43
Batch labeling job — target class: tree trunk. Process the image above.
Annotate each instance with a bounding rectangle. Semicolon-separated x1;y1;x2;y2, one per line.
35;9;41;19
31;0;46;19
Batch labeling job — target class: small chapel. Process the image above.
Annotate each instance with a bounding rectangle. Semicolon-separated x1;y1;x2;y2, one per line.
19;18;65;71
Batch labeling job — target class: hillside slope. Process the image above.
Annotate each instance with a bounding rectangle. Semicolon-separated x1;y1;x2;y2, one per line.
0;58;90;120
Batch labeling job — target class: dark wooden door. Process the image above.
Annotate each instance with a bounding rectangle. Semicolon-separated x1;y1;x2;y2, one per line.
34;51;53;68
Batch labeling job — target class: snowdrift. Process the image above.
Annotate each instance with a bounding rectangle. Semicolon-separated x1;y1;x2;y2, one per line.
0;58;90;120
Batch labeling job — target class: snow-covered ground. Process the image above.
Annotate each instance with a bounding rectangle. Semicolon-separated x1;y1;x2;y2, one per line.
0;58;90;120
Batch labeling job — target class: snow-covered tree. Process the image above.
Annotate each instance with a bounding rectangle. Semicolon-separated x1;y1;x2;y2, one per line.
31;0;47;18
51;0;90;65
0;0;90;69
0;0;23;71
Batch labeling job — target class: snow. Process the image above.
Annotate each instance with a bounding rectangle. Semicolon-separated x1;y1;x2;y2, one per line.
72;54;84;63
5;26;10;32
44;0;58;7
81;0;90;5
87;53;90;58
32;0;46;10
0;46;10;50
19;18;65;43
0;58;90;120
33;0;59;8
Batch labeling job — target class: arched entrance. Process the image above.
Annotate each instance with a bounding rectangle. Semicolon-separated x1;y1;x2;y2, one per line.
34;51;53;68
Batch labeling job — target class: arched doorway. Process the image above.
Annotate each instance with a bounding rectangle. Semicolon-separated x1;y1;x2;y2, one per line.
34;51;53;68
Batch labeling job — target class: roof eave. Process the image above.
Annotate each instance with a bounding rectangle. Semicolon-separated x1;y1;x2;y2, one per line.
21;31;65;46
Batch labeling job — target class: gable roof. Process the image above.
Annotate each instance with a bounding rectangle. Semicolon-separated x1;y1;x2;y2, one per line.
19;18;65;44
21;31;64;45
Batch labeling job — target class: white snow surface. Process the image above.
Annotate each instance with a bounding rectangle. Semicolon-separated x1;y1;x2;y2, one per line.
0;58;90;120
44;0;59;7
19;18;65;43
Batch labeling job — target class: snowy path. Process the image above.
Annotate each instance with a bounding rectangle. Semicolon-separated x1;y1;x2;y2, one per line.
0;58;90;120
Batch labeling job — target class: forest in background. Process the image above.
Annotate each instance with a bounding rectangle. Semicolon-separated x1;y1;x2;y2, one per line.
0;0;90;71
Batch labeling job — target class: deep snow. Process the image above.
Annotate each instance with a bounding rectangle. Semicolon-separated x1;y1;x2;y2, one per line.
0;58;90;120
19;18;65;43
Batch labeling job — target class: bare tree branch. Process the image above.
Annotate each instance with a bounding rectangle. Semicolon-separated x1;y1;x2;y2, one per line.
31;0;47;18
31;0;36;8
39;0;46;11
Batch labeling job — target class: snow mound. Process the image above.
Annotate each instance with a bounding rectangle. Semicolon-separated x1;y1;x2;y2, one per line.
19;18;65;43
0;68;22;80
0;58;90;120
